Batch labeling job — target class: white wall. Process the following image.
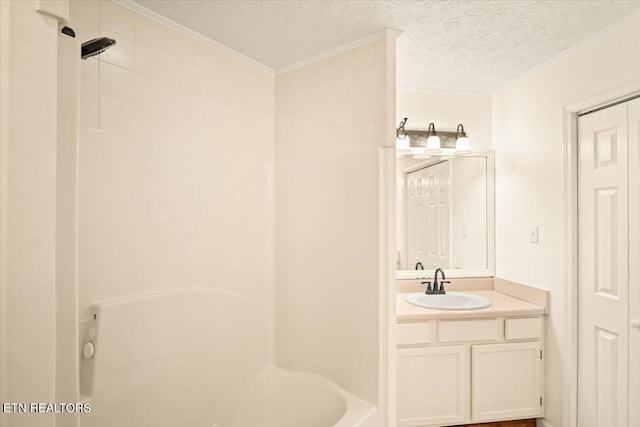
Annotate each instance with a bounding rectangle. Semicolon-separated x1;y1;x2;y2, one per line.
0;1;59;426
492;13;640;427
274;37;396;412
68;0;275;375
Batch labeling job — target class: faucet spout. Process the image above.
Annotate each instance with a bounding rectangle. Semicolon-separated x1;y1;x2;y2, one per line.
415;262;424;270
427;267;448;294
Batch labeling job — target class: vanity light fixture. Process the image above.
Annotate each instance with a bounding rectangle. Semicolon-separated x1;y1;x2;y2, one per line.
396;117;410;150
454;123;472;155
396;120;472;157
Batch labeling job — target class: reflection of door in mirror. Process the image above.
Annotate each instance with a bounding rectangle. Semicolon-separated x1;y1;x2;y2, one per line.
406;161;451;270
398;156;489;273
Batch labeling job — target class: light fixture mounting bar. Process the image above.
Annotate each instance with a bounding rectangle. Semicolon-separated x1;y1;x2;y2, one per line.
403;129;459;149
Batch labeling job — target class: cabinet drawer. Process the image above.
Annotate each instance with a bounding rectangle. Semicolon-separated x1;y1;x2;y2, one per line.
438;319;500;343
505;317;542;340
397;322;432;346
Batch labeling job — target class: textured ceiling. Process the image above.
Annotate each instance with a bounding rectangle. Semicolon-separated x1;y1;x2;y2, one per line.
133;0;640;91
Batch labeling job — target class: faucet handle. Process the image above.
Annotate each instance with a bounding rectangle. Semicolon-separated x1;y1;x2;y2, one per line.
421;281;432;294
439;280;450;293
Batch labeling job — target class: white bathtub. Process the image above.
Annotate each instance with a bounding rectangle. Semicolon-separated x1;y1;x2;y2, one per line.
225;368;377;427
80;289;376;427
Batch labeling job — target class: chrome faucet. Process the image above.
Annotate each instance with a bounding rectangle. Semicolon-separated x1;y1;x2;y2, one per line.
415;262;424;270
423;267;449;295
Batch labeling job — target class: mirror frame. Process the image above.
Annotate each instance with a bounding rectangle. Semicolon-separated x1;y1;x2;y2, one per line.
396;150;495;279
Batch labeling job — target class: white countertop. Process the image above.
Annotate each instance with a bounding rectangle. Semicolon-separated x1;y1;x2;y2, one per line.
397;290;545;321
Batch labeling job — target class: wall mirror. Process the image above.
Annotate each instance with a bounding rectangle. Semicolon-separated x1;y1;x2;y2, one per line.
396;151;495;279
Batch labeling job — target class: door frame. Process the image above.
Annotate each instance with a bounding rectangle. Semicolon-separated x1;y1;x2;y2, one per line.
563;82;640;427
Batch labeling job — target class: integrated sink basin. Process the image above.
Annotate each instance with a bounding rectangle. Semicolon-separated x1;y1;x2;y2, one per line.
405;292;491;311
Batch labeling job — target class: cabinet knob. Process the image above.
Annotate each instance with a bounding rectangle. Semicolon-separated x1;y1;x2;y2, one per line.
631;320;640;329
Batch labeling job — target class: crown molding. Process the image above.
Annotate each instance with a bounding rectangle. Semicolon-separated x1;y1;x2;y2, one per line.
275;29;403;75
114;2;403;78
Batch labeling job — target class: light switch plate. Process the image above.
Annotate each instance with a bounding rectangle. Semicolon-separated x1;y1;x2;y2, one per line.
529;225;539;243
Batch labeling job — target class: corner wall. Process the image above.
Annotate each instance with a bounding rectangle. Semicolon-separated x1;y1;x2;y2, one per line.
492;13;640;427
0;1;59;426
274;36;397;412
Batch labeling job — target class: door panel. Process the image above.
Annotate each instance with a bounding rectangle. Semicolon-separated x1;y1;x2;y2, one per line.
578;103;629;427
406;162;451;269
406;170;424;268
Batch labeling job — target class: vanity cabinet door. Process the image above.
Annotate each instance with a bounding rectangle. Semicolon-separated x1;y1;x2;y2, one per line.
471;342;542;422
397;345;468;427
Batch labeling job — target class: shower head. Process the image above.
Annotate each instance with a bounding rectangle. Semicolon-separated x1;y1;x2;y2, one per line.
81;37;116;60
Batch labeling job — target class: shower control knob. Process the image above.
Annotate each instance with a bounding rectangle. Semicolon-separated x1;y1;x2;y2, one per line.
83;341;95;359
631;320;640;329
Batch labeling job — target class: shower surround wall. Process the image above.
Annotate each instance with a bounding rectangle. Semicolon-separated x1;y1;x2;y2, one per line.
1;1;394;423
67;0;394;420
274;36;397;419
69;0;274;374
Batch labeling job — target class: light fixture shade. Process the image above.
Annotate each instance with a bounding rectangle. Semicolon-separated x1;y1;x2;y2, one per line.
455;136;471;155
425;135;441;154
396;137;410;150
424;122;441;154
454;123;472;155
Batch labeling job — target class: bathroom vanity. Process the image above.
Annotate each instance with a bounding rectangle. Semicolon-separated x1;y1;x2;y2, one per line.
396;279;547;427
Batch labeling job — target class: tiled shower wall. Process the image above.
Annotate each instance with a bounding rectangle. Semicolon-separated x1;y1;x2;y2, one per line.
274;38;396;406
69;0;274;365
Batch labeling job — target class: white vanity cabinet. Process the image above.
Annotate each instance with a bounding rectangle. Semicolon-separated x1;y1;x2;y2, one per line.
396;316;544;427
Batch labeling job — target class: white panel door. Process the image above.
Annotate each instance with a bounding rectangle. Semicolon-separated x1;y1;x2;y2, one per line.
628;97;640;427
471;342;542;422
397;345;468;426
578;103;629;427
406;162;451;270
